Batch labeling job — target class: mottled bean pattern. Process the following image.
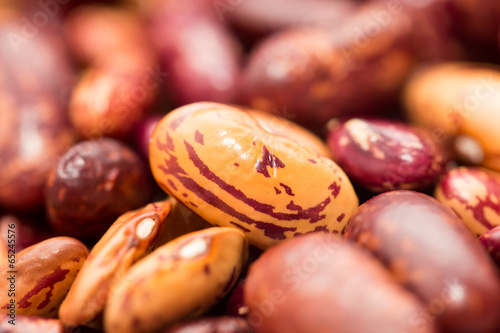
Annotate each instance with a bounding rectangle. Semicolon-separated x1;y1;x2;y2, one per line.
59;201;171;329
104;227;248;333
149;102;358;249
0;237;88;318
435;167;500;235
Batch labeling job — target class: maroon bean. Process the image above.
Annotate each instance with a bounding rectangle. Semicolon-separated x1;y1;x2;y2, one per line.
327;118;447;192
345;190;500;333
45;138;152;239
142;0;241;105
245;233;437;333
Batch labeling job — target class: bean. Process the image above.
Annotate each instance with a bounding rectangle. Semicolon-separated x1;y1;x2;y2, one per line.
45;138;153;240
345;190;500;333
327;118;447;191
245;233;437;333
59;200;171;329
0;237;88;318
149;102;358;249
104;227;248;333
435;167;500;236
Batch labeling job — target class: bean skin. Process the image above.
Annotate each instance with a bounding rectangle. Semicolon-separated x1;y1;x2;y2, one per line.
0;237;88;318
149;102;358;250
435;167;500;236
345;190;500;333
327;118;447;192
245;233;438;333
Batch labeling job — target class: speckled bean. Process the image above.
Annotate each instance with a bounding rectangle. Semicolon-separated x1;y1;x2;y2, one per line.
149;102;358;250
0;237;88;318
327;118;447;192
141;0;241;104
104;227;248;333
59;200;171;329
435;167;500;236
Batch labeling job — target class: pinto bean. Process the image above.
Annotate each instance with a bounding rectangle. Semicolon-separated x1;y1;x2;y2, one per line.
149;102;358;249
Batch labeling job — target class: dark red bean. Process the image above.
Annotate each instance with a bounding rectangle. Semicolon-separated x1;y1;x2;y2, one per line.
345;190;500;333
327;118;447;192
143;0;241;105
245;233;438;333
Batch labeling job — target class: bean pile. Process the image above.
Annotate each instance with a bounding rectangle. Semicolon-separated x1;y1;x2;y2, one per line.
1;0;500;332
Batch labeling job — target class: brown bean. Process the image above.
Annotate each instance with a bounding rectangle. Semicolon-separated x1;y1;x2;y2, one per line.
373;0;498;52
0;237;88;318
161;317;254;333
345;190;500;333
245;233;437;333
0;13;75;210
45;138;152;239
404;62;500;171
104;227;248;333
435;167;500;236
59;200;171;329
327;118;447;191
149;102;358;250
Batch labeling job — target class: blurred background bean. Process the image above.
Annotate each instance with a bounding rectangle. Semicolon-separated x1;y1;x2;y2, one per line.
0;11;75;211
